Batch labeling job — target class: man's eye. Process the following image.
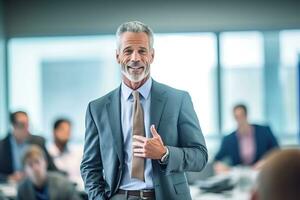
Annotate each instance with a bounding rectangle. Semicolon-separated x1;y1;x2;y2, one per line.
139;50;147;54
124;50;132;54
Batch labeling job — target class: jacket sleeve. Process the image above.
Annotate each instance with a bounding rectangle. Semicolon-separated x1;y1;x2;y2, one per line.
80;103;107;200
164;92;208;175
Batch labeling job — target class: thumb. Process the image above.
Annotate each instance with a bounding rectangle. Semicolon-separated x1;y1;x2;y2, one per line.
150;124;159;137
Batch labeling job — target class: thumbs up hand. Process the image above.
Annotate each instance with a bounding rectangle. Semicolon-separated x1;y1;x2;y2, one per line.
133;124;167;160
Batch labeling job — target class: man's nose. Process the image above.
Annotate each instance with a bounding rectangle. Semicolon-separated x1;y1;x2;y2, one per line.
131;51;141;62
31;163;40;172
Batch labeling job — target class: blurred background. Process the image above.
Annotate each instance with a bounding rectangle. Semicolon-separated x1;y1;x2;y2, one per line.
0;0;300;161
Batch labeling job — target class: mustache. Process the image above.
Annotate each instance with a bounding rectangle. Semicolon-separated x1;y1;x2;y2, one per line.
127;61;144;68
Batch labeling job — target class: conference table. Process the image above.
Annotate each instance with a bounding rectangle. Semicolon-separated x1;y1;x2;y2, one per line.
190;166;259;200
0;182;16;199
0;167;258;200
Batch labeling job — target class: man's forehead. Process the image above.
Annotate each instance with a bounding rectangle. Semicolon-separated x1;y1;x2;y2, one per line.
120;32;149;44
16;114;28;122
122;44;148;50
26;156;43;164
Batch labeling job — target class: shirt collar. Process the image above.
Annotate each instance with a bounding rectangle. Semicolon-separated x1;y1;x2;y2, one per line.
10;134;26;147
121;78;152;100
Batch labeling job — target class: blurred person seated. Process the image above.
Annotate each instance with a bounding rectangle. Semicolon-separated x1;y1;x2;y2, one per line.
0;111;57;183
48;118;83;186
17;145;81;200
214;104;279;174
251;149;300;200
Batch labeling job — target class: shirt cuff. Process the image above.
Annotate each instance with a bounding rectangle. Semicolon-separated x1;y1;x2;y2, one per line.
158;146;169;165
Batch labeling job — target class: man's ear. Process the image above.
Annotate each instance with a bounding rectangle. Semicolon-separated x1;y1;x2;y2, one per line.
149;48;155;64
116;49;120;64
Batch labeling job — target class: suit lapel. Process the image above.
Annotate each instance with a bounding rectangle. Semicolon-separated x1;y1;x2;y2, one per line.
105;81;166;163
106;87;124;163
150;80;167;133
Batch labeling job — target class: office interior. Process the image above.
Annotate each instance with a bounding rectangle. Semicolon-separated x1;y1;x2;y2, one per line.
0;0;300;198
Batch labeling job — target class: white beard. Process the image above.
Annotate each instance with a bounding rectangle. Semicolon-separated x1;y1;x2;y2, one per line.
121;63;150;82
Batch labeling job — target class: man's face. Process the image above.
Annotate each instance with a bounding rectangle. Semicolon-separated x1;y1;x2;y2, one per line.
234;107;247;126
116;32;154;83
13;113;29;141
54;122;71;145
24;156;47;185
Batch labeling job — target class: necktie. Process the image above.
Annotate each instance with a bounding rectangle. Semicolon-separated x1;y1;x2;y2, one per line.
131;91;145;181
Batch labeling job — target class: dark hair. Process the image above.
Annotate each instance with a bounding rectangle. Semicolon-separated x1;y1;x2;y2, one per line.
53;118;71;130
10;111;28;126
233;104;248;116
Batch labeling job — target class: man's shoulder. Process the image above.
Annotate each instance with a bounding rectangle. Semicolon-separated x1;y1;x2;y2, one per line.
0;135;11;161
252;124;273;137
28;134;45;145
88;87;120;108
252;124;269;129
252;124;271;133
223;131;237;142
152;80;187;97
0;134;10;146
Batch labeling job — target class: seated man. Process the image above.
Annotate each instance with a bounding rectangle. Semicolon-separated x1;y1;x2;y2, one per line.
0;111;57;183
48;118;82;185
251;149;300;200
17;145;81;200
214;104;279;173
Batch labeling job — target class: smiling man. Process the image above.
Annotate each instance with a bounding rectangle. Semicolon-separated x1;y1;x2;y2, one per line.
80;21;208;200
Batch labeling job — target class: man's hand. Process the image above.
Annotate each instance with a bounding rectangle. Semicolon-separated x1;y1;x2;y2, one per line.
213;162;231;175
133;124;167;160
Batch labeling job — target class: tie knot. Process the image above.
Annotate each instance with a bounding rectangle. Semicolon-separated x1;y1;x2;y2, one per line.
132;91;140;100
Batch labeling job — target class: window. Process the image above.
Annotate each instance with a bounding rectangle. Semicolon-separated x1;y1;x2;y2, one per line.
279;30;300;136
220;32;265;134
8;30;299;147
8;33;218;142
8;36;120;142
152;33;217;135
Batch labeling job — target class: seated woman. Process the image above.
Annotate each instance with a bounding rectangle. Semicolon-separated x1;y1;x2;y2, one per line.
214;104;279;174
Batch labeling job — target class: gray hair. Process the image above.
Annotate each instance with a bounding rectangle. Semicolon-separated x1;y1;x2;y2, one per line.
116;21;154;50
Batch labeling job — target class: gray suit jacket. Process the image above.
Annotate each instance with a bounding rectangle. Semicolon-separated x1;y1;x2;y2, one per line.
17;172;81;200
80;80;208;200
